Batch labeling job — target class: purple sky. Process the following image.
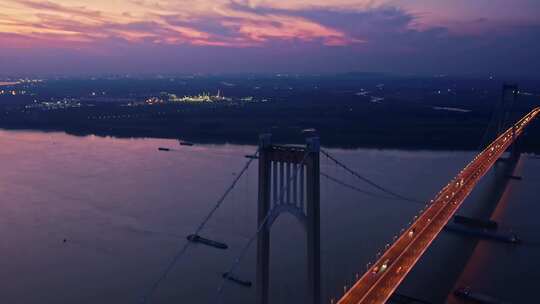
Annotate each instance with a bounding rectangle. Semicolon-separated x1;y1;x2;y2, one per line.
1;0;540;76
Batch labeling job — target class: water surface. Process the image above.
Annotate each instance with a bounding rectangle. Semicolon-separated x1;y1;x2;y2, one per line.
0;130;537;303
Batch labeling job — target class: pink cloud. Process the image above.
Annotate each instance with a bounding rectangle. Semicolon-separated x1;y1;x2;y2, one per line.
1;0;363;49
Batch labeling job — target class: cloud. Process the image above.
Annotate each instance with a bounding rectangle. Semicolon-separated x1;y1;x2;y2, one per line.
2;0;366;48
13;0;102;18
0;0;539;75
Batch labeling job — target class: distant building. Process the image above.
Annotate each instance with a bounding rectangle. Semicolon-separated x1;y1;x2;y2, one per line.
165;90;233;103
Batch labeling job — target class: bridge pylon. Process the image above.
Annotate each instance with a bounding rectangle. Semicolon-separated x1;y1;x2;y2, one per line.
499;84;521;160
256;134;321;304
498;83;519;135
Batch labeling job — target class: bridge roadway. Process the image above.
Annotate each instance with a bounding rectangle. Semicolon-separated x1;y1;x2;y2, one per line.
338;107;540;304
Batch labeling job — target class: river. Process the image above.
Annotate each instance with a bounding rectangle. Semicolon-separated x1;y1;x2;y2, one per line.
0;129;537;303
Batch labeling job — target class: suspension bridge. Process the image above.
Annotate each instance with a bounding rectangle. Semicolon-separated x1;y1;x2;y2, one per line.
141;92;539;303
338;108;540;304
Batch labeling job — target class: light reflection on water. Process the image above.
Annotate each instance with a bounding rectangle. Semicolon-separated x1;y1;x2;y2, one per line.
0;129;537;303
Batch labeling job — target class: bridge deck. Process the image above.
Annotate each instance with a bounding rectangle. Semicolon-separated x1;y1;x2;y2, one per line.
338;107;540;304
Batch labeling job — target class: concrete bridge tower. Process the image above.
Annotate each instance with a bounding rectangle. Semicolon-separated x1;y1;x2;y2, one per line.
256;134;321;304
498;83;519;136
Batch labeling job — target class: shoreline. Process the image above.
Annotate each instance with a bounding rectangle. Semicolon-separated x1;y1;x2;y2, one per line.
1;124;539;153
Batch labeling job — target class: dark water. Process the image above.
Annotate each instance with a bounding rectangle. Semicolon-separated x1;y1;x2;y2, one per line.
446;156;540;304
0;130;537;303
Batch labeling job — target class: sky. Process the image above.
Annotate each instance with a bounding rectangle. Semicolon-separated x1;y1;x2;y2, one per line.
1;0;540;76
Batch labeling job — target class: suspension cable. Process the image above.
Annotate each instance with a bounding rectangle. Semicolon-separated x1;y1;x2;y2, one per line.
320;171;423;205
477;97;501;150
320;149;424;204
139;149;259;304
216;151;310;302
